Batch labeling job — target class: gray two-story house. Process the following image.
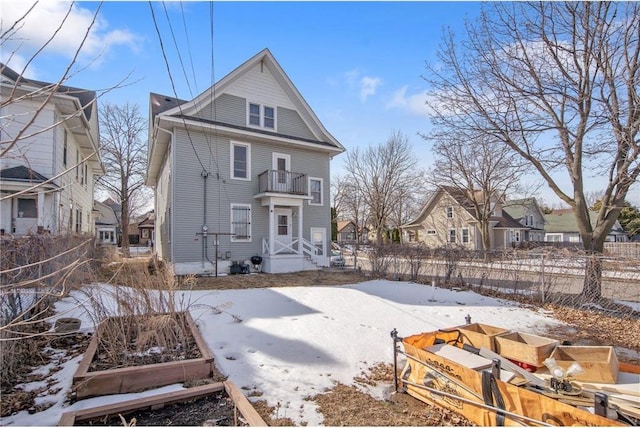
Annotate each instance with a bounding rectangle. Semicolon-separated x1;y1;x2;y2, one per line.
146;49;344;275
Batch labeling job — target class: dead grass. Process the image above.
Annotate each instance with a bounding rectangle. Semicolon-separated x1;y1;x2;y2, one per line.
190;267;368;290
313;363;474;426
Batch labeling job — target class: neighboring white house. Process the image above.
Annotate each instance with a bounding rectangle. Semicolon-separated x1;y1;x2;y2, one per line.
146;49;345;275
544;209;628;243
94;199;119;244
0;63;103;236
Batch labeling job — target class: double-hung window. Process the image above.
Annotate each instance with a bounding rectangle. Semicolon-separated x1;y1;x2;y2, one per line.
448;228;456;244
309;177;323;205
231;204;251;242
446;206;454;218
462;228;470;244
230;141;251;180
248;102;276;129
249;103;261;126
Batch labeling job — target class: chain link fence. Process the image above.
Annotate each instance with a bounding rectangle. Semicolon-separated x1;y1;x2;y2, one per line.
342;243;640;320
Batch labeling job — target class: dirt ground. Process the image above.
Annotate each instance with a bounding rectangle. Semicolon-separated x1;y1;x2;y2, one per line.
189;267;367;290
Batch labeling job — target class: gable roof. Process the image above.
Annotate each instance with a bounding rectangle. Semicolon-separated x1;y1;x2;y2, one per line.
167;48;343;150
402;186;527;230
94;200;118;226
336;220;356;233
544;210;625;234
148;49;344;184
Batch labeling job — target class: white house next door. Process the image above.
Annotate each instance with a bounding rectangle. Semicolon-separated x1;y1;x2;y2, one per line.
274;208;292;253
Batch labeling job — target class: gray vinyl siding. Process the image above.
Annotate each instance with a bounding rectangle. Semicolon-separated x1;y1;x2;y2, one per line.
171;126;331;264
192;94;318;142
277;107;316;140
193;94;245;127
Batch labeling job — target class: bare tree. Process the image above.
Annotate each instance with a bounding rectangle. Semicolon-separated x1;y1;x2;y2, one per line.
424;2;640;300
344;131;423;245
97;103;149;257
427;131;526;253
332;175;369;248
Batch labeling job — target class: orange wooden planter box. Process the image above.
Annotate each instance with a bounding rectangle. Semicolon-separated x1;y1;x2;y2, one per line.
58;381;266;426
72;311;215;399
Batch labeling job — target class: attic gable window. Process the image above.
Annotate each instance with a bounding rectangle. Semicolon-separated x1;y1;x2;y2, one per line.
249;103;260;126
247;102;276;130
446;206;454;218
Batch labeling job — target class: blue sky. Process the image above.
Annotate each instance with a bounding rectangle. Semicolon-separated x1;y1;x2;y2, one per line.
3;1;638;207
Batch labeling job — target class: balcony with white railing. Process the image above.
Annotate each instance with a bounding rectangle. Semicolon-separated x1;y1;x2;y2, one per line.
257;170;307;196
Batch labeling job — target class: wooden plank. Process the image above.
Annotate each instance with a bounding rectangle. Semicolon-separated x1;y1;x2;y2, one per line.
224;380;268;426
425;343;492;370
67;382;226;423
571;371;640;398
73;333;98;378
478;347;547;388
185;311;215;362
74;358;213;399
57;412;76;426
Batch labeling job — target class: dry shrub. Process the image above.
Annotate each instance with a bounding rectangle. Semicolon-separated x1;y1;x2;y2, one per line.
1;234;98;390
77;253;199;369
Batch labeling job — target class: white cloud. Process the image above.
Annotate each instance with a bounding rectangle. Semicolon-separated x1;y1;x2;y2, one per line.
344;69;383;103
1;2;141;72
387;85;432;116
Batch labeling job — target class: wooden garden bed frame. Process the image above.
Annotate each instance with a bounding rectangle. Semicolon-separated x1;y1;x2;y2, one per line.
72;311;215;399
58;381;267;426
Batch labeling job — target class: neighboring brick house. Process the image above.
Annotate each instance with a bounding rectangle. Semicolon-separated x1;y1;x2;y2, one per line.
147;49;345;274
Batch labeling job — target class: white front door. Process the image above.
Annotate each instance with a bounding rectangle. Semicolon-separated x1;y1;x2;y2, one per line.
274;208;292;253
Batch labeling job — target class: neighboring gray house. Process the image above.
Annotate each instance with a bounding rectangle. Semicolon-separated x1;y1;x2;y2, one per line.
94;199;119;244
502;198;546;242
544;209;628;243
147;49;345;275
0;63;103;236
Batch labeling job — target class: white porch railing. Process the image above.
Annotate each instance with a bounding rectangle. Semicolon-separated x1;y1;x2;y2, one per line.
262;237;320;261
301;237;319;262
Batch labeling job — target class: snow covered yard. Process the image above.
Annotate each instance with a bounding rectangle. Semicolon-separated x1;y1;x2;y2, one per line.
1;279;571;426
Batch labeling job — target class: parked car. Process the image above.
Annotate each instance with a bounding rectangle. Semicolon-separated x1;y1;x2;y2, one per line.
330;250;345;267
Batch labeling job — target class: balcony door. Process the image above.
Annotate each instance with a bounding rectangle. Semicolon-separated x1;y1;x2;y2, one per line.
272;153;290;193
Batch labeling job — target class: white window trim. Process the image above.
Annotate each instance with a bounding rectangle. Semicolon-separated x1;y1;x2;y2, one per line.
272;152;291;171
263;105;276;129
230;141;251;181
308;177;323;206
446;206;454;218
230;203;252;242
462;227;470;244
448;228;456;244
247;101;277;130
